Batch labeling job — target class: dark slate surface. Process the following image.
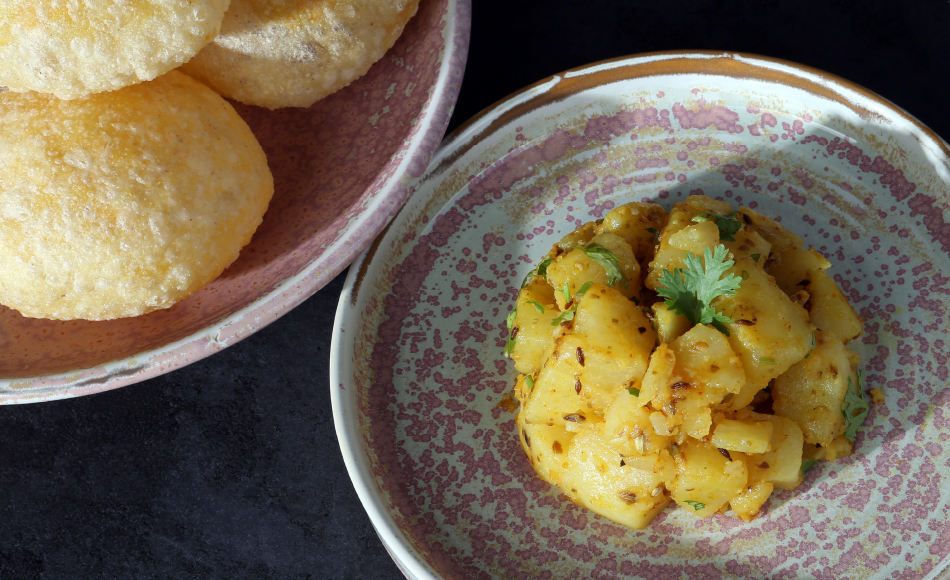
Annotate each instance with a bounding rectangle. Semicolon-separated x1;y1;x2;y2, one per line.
2;2;948;579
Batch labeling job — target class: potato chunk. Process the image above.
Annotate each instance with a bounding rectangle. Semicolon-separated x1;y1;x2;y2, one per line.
652;324;747;439
517;410;574;485
767;247;831;296
646;221;720;290
572;284;655;399
721;226;771;264
646;196;729;289
510;278;560;374
547;233;641;307
772;330;858;447
595;202;668;264
737;206;803;254
711;418;773;454
602;390;672;457
522;345;591;427
805;269;863;343
743;414;805;489
559;426;672;529
730;481;774;521
671;440;747;518
652;301;691;344
713;257;814;408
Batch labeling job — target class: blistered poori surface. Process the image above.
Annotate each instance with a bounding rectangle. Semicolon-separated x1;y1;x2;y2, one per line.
180;0;421;109
0;71;273;320
0;0;229;99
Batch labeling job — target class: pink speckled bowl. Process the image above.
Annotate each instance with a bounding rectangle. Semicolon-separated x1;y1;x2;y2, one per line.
0;0;470;404
332;52;950;579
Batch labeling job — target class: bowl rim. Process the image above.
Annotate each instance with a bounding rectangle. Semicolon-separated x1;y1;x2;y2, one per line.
330;50;950;580
0;0;472;405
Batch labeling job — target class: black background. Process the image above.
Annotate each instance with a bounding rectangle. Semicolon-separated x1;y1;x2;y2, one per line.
3;2;948;578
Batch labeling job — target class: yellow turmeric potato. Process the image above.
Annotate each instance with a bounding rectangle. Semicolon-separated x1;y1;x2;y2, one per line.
506;195;869;528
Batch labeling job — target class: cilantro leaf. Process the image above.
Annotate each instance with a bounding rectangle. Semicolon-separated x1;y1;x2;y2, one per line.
537;258;554;278
647;227;661;245
551;307;576;326
506;307;517;331
758;358;777;365
800;459;819;475
558;281;571;302
627;387;640;397
525;375;534;390
521;257;555;288
750;253;761;263
683;500;705;511
504;334;516;357
527;300;545;313
842;375;869;441
582;243;628;287
575;281;593;297
655;245;742;336
691;211;743;242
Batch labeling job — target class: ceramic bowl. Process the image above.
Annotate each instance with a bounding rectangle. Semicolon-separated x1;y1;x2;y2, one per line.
332;52;950;579
0;0;471;403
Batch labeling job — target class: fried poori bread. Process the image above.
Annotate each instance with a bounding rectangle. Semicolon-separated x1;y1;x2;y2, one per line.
0;0;230;99
0;71;274;321
179;0;420;109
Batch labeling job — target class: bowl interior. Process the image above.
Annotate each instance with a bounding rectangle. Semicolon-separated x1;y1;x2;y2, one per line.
337;54;950;580
0;0;460;397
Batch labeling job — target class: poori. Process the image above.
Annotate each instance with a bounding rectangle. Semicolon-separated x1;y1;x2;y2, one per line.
179;0;421;109
0;0;230;99
0;71;273;321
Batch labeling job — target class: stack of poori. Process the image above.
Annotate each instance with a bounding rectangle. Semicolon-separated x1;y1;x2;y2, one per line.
0;0;419;320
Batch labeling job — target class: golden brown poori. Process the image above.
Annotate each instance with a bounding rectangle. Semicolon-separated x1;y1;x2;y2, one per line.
179;0;420;109
0;0;231;99
0;71;273;321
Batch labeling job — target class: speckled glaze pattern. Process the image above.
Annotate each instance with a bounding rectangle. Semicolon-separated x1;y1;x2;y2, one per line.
0;0;471;403
333;53;950;580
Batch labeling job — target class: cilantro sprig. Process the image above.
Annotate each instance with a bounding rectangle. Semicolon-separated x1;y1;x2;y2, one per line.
582;244;628;287
842;372;869;441
683;500;705;511
691;211;743;242
655;245;743;336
